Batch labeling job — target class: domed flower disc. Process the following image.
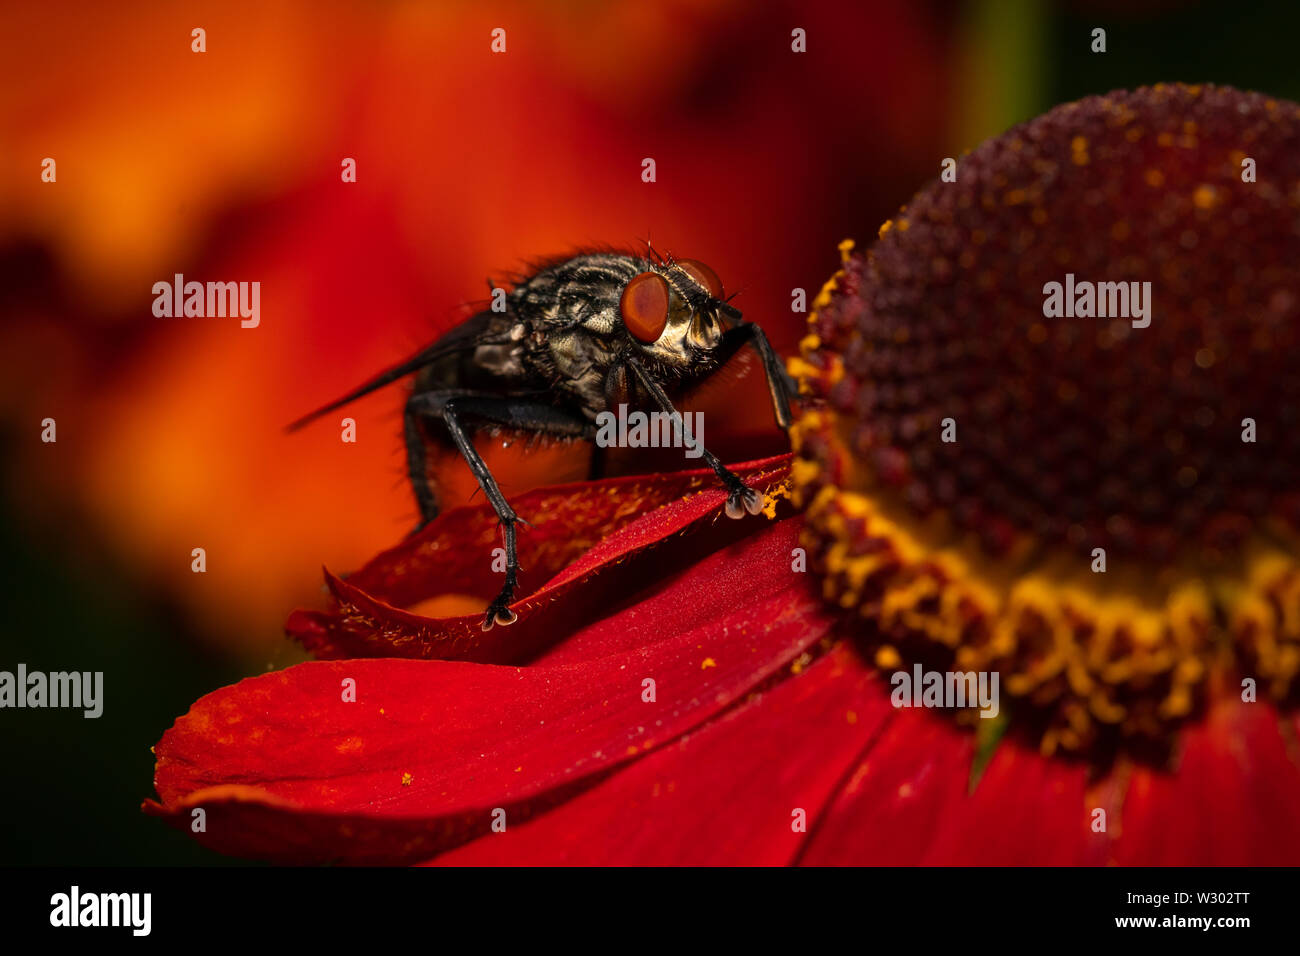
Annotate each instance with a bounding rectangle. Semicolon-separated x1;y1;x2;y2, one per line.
791;83;1300;756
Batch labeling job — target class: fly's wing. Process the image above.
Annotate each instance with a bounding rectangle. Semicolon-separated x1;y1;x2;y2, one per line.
285;316;508;432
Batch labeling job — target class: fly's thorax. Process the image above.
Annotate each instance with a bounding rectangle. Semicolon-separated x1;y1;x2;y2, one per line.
513;252;643;333
503;250;733;407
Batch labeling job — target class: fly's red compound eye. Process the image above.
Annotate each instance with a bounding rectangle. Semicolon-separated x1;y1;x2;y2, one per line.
621;272;671;343
676;259;724;300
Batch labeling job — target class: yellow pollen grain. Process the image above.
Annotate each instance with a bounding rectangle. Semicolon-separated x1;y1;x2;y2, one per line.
401;772;413;786
1071;136;1089;165
701;657;716;670
786;355;820;384
875;644;902;669
1193;184;1218;210
812;270;843;311
878;220;893;238
1160;688;1193;718
761;482;790;519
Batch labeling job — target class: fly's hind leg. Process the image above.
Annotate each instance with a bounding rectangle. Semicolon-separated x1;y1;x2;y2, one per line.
406;391;595;631
404;397;442;532
588;441;608;480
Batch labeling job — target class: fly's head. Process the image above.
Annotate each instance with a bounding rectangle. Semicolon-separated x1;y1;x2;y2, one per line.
619;255;739;368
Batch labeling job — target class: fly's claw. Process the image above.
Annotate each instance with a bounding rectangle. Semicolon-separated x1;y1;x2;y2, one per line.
724;485;764;519
481;601;518;632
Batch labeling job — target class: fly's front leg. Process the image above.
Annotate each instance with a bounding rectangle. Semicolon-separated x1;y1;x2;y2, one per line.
623;357;764;519
407;391;594;630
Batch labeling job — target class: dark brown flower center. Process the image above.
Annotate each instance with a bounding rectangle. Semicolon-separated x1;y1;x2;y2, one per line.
792;84;1300;755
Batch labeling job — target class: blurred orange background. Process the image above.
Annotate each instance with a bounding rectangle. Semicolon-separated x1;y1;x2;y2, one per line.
0;0;951;659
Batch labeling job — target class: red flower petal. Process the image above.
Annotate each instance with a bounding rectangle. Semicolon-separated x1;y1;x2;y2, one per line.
287;454;791;663
920;741;1091;866
1110;696;1300;865
426;642;889;865
146;520;833;864
795;706;974;865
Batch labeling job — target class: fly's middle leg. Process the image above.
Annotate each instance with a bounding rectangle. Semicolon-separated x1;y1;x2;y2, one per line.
406;391;595;631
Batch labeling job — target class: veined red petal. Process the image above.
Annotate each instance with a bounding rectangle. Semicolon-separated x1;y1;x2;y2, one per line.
427;642;889;865
795;706;973;865
1110;696;1300;865
146;520;832;864
287;455;791;663
921;741;1091;866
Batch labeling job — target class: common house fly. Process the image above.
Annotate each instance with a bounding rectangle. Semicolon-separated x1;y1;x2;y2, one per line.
289;247;797;632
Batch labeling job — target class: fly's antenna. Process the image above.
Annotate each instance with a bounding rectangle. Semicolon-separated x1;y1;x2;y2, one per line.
716;287;744;321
